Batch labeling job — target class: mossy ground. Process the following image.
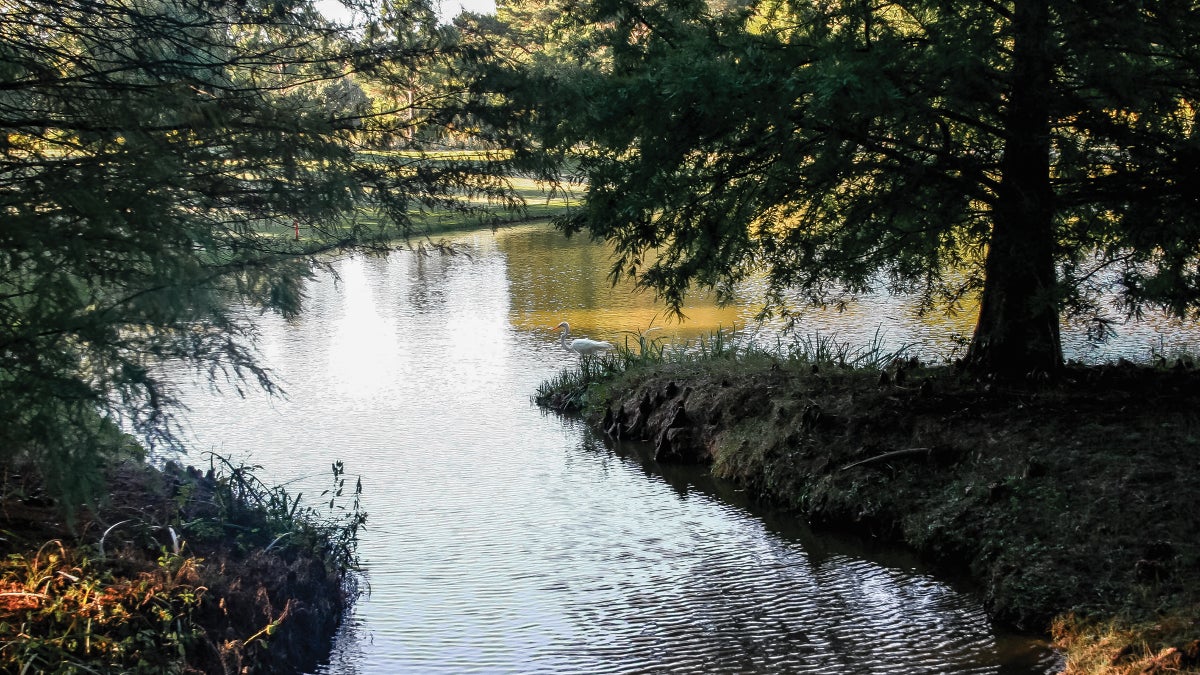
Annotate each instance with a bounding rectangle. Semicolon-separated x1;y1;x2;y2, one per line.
1;459;360;673
549;355;1200;674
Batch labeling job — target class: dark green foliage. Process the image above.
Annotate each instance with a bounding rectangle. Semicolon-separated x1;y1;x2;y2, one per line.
471;0;1200;375
0;0;494;506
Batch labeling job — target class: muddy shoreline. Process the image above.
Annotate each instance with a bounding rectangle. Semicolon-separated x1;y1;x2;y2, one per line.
545;359;1200;674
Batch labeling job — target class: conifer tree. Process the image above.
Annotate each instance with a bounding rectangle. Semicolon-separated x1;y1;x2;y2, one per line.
471;0;1200;376
0;0;482;503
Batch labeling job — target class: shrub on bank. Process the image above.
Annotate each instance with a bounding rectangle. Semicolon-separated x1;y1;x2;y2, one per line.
0;455;366;673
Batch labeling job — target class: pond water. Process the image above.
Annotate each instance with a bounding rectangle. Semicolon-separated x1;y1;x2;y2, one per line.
496;223;1199;364
159;221;1191;674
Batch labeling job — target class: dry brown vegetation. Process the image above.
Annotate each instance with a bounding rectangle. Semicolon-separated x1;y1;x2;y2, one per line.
0;459;360;673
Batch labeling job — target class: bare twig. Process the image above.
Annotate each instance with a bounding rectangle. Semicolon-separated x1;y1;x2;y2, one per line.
840;447;931;471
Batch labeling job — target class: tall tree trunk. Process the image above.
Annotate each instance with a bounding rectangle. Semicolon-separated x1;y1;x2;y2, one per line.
966;0;1063;377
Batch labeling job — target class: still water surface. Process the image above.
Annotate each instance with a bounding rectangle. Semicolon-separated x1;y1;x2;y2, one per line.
160;222;1165;674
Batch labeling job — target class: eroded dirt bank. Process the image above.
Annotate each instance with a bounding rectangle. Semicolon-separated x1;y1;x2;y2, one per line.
559;359;1200;674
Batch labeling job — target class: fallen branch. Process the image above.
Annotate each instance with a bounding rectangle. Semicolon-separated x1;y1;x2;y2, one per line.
840;447;931;471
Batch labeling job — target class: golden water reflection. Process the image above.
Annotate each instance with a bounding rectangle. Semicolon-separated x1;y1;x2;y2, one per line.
472;221;1198;363
479;222;983;358
495;224;750;346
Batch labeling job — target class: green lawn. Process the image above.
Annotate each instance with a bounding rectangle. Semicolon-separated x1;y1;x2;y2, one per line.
398;175;583;237
248;174;583;245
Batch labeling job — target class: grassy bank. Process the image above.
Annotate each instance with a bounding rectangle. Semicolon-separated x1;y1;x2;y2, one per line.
345;175;583;240
0;454;365;673
246;172;582;246
408;175;582;236
537;334;1200;674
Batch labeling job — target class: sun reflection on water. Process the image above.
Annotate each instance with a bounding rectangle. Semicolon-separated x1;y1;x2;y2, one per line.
327;256;403;399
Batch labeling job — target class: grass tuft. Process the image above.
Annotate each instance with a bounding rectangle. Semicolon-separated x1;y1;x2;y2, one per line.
535;326;912;414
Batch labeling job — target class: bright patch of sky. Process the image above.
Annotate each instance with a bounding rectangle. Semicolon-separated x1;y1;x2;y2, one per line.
436;0;497;21
313;0;496;25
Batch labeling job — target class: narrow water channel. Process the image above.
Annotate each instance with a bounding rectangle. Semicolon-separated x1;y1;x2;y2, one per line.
164;224;1081;673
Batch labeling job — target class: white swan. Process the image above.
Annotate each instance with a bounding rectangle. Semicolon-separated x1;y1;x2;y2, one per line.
556;321;614;356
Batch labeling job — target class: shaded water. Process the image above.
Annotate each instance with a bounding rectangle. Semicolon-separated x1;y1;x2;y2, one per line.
158;222;1145;673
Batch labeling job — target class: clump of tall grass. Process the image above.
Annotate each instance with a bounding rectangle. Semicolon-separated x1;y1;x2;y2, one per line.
777;327;912;371
204;453;367;576
535;325;912;413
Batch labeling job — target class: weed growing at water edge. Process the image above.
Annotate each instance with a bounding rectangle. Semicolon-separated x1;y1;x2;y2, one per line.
204;453;367;576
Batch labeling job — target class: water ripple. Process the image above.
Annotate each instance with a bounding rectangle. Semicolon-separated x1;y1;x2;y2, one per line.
161;240;1060;674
